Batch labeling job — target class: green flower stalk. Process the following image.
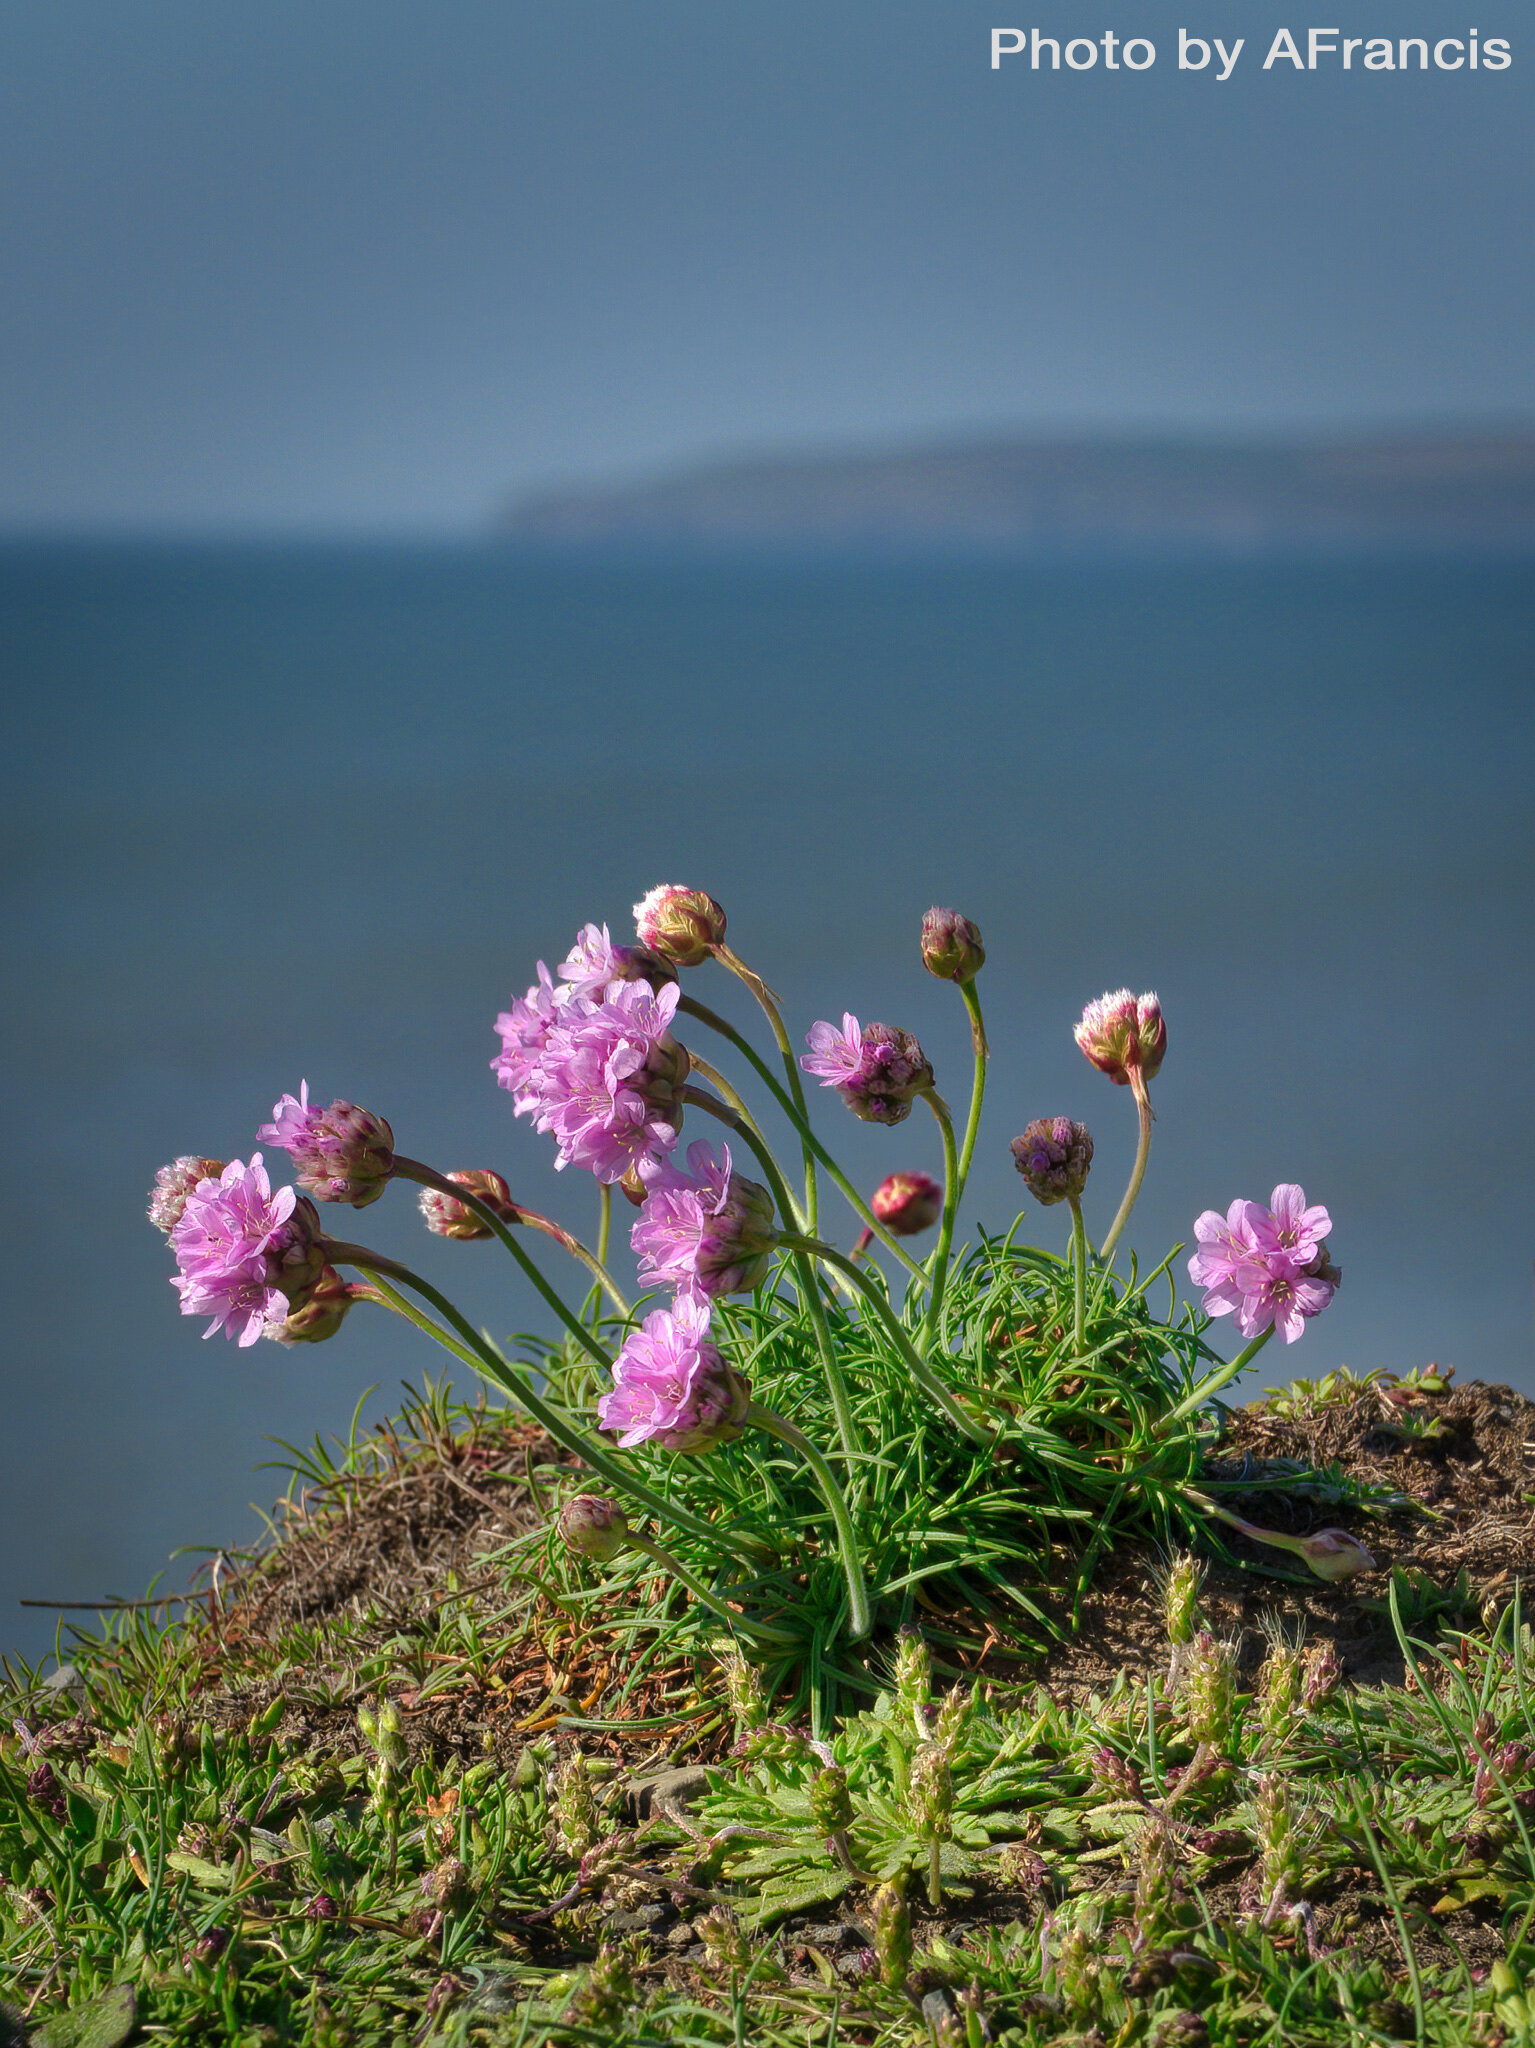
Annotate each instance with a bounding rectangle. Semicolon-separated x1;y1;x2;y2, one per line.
907;1742;954;1906
872;1877;913;1991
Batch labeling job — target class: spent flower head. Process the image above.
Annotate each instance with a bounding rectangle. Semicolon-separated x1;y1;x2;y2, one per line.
1010;1117;1094;1206
920;906;985;984
258;1084;395;1207
632;885;726;968
169;1154;325;1347
596;1294;750;1452
148;1156;226;1236
1075;989;1166;1088
630;1140;778;1298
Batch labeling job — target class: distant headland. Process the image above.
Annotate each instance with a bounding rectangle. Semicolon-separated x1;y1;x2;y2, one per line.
497;428;1535;553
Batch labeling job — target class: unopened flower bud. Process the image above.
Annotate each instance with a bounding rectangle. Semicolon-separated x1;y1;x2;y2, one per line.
1075;989;1166;1089
921;907;986;985
1010;1118;1093;1206
632;885;727;968
418;1170;517;1240
810;1765;854;1836
266;1264;353;1345
557;1495;631;1565
872;1879;912;1990
258;1085;395;1207
1293;1529;1374;1583
801;1015;933;1126
871;1171;943;1237
148;1156;226;1235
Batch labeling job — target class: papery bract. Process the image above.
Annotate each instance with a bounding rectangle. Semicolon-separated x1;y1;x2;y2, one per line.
1075;989;1166;1087
631;1140;778;1297
148;1155;226;1236
920;907;985;984
596;1294;750;1452
633;884;727;968
169;1154;325;1348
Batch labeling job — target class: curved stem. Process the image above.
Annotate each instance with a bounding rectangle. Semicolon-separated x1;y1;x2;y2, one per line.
917;1090;961;1351
329;1249;761;1562
953;980;989;1215
393;1158;628;1340
1155;1325;1274;1436
678;995;928;1283
747;1403;871;1641
781;1235;991;1447
627;1534;798;1646
1067;1195;1089;1354
1097;1075;1154;1262
682;1085;859;1466
596;1183;611;1272
711;944;820;1235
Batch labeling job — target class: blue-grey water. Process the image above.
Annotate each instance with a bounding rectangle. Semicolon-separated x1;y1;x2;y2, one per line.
2;542;1531;1666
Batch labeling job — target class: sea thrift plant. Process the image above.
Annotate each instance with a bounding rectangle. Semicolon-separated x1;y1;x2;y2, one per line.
152;885;1354;1697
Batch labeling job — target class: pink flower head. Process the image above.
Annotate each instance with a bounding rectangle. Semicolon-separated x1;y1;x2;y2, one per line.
801;1014;933;1125
1010;1118;1094;1206
557;922;676;1001
168;1154;325;1347
492;962;569;1117
1188;1184;1337;1344
148;1155;226;1235
632;884;727;968
871;1171;944;1237
258;1083;395;1207
631;1140;778;1298
596;1295;750;1452
537;979;689;1183
1074;989;1166;1089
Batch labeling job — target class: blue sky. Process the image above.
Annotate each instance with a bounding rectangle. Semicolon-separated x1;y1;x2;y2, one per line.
0;0;1530;530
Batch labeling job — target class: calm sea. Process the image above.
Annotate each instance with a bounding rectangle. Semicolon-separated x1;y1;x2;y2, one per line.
2;542;1530;1663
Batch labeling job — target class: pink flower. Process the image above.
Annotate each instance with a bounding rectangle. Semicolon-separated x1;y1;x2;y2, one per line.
168;1154;325;1347
1074;989;1166;1088
596;1295;750;1451
258;1083;395;1207
631;1141;778;1297
803;1013;865;1088
801;1014;933;1125
537;979;689;1183
1188;1184;1337;1344
491;962;568;1116
557;922;675;1001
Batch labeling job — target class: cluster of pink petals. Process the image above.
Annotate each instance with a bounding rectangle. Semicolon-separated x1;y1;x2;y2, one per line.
631;1141;778;1298
1188;1183;1337;1343
493;933;690;1183
168;1154;324;1347
1075;989;1166;1087
257;1082;395;1207
596;1294;749;1451
801;1014;932;1125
